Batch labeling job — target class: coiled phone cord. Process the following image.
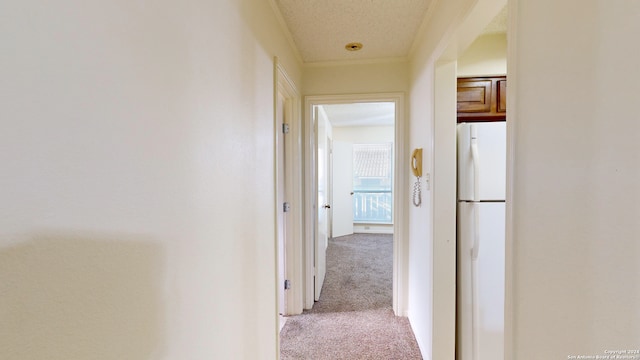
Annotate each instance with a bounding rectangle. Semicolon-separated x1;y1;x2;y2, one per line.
412;177;422;207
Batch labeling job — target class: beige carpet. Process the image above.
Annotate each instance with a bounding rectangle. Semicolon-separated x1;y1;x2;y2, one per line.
280;233;423;360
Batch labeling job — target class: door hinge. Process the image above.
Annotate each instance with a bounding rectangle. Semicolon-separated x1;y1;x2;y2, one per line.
283;202;290;212
284;279;291;290
282;123;290;134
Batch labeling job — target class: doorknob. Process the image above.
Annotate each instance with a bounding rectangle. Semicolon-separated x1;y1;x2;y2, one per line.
323;204;331;209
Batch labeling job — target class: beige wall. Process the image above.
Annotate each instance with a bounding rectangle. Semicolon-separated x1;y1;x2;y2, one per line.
408;0;476;356
508;0;640;357
333;125;395;143
408;0;506;358
332;126;395;236
4;1;637;359
407;56;437;356
457;33;507;76
0;0;300;359
303;62;409;95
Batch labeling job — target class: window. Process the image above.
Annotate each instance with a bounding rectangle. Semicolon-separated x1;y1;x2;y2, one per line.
352;143;393;223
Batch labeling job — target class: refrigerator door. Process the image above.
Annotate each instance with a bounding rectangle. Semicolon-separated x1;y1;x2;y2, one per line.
457;202;505;360
457;122;506;201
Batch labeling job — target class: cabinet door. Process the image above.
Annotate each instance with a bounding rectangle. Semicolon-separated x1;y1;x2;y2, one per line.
457;79;493;113
497;78;507;113
457;76;506;122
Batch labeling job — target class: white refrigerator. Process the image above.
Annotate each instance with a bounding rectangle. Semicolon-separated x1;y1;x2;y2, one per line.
457;122;506;360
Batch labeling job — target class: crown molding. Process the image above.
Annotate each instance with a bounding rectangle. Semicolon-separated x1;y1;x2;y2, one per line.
267;0;304;65
303;56;409;68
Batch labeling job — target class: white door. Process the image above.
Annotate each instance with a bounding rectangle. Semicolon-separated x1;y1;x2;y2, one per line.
327;139;334;239
315;107;329;301
332;141;354;237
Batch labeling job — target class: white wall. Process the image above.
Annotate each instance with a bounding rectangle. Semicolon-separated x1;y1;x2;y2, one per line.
408;0;475;357
508;0;640;357
0;0;300;359
407;57;436;357
332;141;354;237
332;126;395;236
408;0;505;357
457;33;507;77
333;125;395;143
431;60;458;360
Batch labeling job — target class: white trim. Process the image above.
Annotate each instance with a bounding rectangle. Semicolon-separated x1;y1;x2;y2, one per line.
431;58;458;360
304;93;407;316
504;0;517;358
303;56;408;68
352;224;394;235
303;104;318;308
274;58;304;321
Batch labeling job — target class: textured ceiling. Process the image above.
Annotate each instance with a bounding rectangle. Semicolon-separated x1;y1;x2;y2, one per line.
274;0;432;63
321;102;395;127
275;3;507;125
482;5;508;34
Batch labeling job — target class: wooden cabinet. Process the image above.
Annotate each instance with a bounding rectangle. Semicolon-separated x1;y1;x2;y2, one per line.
457;76;506;122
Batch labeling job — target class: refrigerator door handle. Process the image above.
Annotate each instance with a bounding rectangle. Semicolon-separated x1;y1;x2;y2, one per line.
470;126;481;259
471;203;480;260
470;125;480;202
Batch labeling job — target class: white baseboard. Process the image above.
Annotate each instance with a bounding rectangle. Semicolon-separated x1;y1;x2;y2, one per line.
407;311;431;360
279;316;287;332
353;223;394;234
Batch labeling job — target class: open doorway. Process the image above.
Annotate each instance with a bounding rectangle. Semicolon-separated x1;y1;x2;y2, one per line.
303;93;407;316
454;9;508;360
279;93;419;359
325;102;396;238
429;3;508;359
313;101;396;301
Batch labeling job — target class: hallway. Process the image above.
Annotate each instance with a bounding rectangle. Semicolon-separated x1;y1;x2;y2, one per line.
280;234;421;360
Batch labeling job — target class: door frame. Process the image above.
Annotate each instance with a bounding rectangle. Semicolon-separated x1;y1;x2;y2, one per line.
303;93;407;316
274;58;303;319
327;138;333;239
276;91;287;320
313;105;331;301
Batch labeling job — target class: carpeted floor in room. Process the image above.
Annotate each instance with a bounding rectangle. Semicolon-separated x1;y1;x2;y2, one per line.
279;233;422;360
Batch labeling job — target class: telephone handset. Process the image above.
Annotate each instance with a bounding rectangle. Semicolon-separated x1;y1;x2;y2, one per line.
411;148;422;177
411;148;423;207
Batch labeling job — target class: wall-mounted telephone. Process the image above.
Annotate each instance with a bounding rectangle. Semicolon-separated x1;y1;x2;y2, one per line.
411;148;423;207
411;148;422;177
